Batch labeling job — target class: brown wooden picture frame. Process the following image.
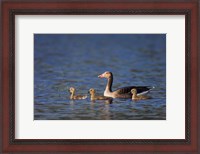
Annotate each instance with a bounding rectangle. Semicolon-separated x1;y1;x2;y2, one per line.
1;0;199;153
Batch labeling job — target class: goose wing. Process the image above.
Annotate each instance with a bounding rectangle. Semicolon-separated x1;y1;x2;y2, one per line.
114;86;153;94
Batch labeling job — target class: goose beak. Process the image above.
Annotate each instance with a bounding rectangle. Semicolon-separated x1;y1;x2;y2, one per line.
98;73;104;78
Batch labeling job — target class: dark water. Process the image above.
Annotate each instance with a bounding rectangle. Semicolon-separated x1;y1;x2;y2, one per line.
34;34;166;120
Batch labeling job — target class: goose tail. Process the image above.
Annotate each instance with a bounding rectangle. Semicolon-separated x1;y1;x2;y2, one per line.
137;86;155;96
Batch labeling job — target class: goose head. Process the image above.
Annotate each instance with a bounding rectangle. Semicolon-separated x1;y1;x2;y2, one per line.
69;87;75;94
98;71;112;79
131;89;137;95
88;88;96;95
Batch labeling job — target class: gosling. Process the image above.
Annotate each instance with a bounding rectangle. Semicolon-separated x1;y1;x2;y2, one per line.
88;88;113;102
131;88;151;100
69;87;87;100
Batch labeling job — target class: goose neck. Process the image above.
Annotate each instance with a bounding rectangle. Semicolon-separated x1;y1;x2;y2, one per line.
106;76;113;92
132;92;137;99
70;92;74;99
90;93;95;100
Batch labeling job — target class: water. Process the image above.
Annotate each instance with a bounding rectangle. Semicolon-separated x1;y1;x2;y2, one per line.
34;34;166;120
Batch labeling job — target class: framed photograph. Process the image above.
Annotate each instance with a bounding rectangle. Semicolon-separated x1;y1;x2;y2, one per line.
1;0;199;153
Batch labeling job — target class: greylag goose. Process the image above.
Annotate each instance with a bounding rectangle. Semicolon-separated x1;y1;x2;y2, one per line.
131;89;151;100
88;88;113;102
69;87;87;100
98;71;154;98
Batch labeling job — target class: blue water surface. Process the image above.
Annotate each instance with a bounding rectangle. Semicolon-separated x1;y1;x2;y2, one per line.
34;34;166;120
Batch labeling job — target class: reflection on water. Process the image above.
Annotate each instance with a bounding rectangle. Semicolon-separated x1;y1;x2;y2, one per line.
34;34;166;120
